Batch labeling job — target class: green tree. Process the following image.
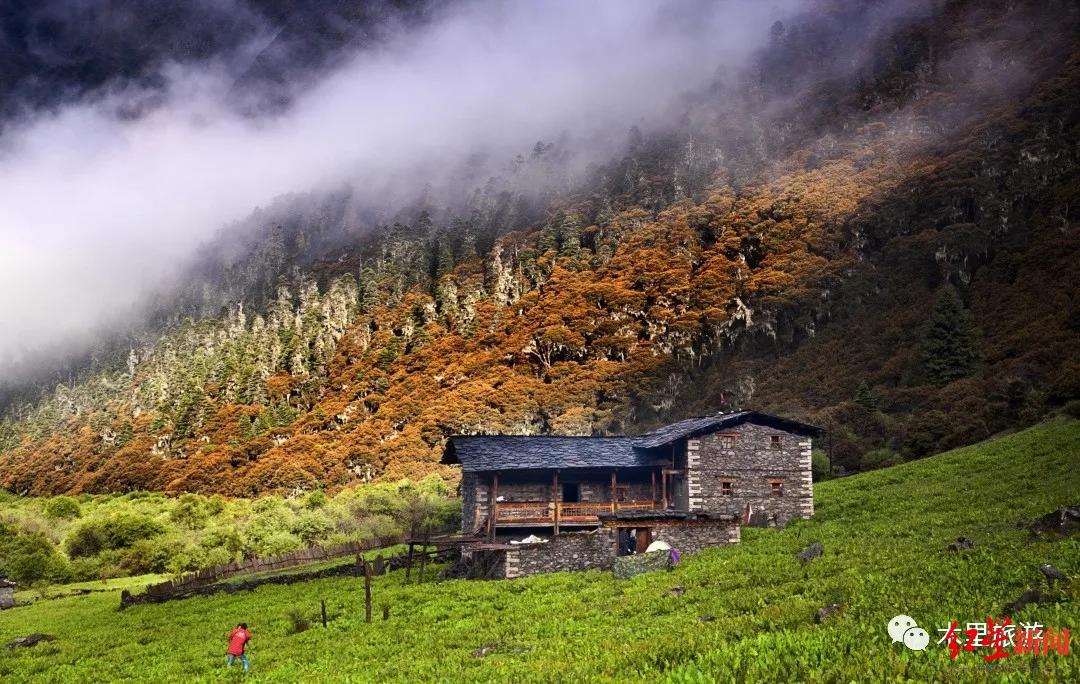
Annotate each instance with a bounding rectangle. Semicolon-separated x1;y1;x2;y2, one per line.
854;381;877;412
920;285;978;386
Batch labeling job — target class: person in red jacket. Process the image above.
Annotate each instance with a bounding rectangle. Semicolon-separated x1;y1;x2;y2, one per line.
226;623;251;672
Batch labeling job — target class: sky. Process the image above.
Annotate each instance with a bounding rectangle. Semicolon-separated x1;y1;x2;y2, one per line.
0;0;806;381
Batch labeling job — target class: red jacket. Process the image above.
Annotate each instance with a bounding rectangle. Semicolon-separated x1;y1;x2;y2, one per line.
227;628;251;656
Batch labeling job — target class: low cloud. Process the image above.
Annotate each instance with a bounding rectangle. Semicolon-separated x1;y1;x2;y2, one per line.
0;0;806;379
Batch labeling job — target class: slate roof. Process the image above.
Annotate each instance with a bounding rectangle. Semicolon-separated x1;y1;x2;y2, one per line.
443;436;667;473
443;410;822;472
635;410;821;449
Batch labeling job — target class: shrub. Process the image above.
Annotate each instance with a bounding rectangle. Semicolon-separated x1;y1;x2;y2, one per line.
284;607;312;635
291;510;333;546
1063;399;1080;419
66;514;167;558
860;448;903;471
0;523;72;585
169;494;211;530
44;496;82;520
811;449;833;481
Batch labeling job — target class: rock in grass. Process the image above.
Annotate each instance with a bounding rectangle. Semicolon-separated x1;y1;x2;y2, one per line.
796;543;824;564
669;586;686;596
1025;505;1080;539
815;603;842;623
699;615;715;622
1040;564;1067;583
5;634;57;650
1003;588;1042;615
471;642;500;658
947;537;975;552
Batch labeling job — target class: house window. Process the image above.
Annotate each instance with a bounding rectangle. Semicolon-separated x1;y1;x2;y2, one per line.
720;480;734;496
770;435;782;449
719;435;735;449
614;485;630;502
768;478;784;496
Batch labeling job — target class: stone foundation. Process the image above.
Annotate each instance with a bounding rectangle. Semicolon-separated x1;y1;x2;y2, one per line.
504;529;617;578
495;519;740;579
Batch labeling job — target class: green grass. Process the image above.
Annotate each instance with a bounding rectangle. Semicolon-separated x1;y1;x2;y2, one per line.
2;420;1078;682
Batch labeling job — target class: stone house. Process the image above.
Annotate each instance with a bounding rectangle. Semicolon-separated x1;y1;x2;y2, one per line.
0;578;15;610
442;410;820;578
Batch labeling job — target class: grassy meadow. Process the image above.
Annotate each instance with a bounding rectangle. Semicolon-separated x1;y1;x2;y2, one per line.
1;419;1078;682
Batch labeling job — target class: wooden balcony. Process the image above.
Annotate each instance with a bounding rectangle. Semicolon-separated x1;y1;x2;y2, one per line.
493;500;658;526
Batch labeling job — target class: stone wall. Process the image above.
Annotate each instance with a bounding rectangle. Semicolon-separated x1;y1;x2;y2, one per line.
651;522;741;554
0;587;14;610
689;423;813;526
504;529;617;579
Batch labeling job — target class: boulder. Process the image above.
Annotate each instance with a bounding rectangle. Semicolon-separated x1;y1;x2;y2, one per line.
1025;505;1080;538
1003;588;1042;615
5;634;57;650
947;537;975;552
1040;564;1068;583
815;603;843;623
796;543;824;564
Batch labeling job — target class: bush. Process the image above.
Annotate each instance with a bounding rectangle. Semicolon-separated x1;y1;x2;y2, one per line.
291;510;333;546
860;448;903;471
169;494;210;530
65;514;167;558
121;536;188;575
1063;399;1080;419
811;449;833;481
0;523;72;585
284;607;312;635
44;496;82;520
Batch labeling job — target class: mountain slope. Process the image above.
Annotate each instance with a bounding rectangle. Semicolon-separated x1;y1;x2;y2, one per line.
2;419;1077;681
2;0;1079;495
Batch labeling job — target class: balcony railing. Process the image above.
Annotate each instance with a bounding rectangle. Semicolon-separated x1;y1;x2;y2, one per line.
493;500;658;525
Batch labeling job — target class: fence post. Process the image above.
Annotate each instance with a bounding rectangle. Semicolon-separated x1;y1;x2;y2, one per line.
364;561;373;624
321;599;328;628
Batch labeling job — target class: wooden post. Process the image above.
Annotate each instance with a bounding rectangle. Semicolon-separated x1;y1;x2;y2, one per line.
662;471;668;510
553;470;560;535
405;542;414;581
321;599;328;628
651;470;657;505
374;555;385;576
489;473;499;540
418;528;430;583
610;470;617;513
364;560;373;623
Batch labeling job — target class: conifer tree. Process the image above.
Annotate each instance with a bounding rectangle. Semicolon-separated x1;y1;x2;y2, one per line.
920;285;979;386
854;381;876;411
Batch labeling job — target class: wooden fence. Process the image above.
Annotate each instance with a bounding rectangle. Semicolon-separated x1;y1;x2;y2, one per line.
120;544;460;608
141;536;400;599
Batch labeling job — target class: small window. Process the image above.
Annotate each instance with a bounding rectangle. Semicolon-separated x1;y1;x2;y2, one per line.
770;435;782;449
614;485;630;502
769;479;784;496
719;435;735;449
720;480;734;496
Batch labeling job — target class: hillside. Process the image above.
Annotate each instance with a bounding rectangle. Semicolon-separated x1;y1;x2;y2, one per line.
2;0;1080;496
1;419;1077;682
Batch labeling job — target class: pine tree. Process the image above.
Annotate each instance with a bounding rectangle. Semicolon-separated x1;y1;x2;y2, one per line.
559;213;582;257
854;381;877;411
920;285;979;386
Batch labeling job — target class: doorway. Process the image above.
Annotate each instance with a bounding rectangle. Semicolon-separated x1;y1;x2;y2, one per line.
562;482;580;503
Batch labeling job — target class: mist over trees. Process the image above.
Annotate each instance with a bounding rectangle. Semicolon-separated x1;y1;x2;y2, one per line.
0;0;1078;496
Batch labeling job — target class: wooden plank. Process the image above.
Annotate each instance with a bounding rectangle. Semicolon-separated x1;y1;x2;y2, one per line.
364;561;373;623
553;470;560;536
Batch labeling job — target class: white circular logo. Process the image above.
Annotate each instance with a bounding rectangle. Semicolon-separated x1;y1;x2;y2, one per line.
888;615;917;643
